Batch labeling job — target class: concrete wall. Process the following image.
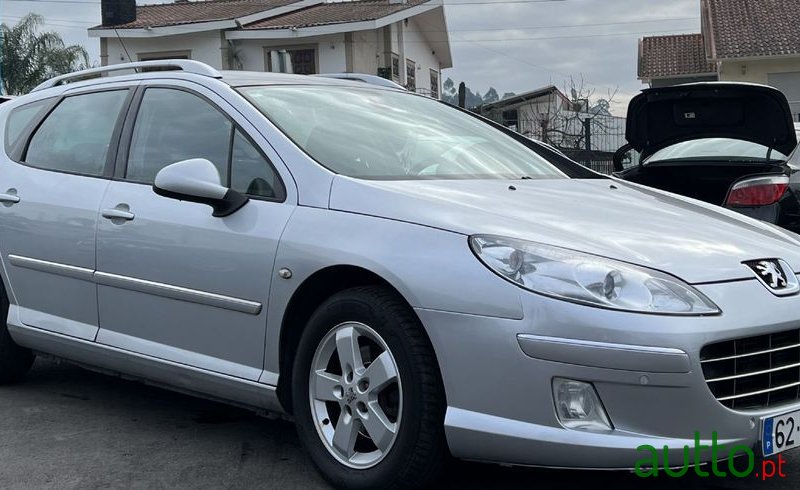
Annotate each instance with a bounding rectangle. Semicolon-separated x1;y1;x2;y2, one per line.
104;31;225;67
648;74;718;88
719;58;800;120
403;17;441;96
719;58;800;84
347;30;380;75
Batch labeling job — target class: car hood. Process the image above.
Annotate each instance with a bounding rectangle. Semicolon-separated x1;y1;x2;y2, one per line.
626;83;797;159
329;176;800;284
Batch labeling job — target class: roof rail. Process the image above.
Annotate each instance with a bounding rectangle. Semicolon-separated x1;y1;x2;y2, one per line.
32;60;223;92
312;73;406;91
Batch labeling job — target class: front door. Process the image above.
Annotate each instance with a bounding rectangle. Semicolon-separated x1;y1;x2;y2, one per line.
95;83;293;380
0;88;132;340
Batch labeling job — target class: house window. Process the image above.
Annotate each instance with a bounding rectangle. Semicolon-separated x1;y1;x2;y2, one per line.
406;59;416;91
502;109;519;129
430;69;440;99
266;47;317;75
391;53;400;81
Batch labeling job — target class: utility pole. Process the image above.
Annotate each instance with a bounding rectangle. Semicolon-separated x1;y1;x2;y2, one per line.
583;118;592;152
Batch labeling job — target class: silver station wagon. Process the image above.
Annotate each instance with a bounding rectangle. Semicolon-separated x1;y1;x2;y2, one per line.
2;60;800;489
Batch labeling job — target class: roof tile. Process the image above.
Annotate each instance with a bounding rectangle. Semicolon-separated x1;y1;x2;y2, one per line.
706;0;800;59
96;0;303;29
638;33;717;79
243;0;428;29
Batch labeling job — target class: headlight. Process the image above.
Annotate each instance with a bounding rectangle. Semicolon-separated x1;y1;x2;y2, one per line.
470;235;720;315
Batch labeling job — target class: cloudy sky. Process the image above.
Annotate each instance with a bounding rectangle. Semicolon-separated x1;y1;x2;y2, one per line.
1;0;700;113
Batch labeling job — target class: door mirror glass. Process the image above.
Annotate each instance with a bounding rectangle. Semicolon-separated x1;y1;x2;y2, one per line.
153;158;248;217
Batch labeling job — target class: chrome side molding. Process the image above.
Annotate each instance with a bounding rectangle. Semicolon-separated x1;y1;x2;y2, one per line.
95;272;262;315
8;255;94;282
8;255;261;315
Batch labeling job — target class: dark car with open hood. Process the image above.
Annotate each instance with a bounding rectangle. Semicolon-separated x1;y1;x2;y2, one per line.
614;83;800;232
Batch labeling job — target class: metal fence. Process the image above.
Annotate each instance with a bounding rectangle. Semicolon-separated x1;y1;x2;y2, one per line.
489;113;627;175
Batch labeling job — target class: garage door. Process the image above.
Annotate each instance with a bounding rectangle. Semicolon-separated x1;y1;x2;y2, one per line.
769;71;800;121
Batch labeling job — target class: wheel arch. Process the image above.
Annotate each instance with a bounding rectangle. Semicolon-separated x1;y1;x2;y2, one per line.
275;264;435;413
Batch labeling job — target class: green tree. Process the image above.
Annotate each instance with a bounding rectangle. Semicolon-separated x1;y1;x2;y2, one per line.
1;14;90;95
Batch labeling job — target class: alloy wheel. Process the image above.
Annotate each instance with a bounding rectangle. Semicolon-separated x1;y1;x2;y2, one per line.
309;321;403;469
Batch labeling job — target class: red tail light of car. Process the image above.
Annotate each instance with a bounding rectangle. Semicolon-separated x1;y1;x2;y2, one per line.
725;176;790;207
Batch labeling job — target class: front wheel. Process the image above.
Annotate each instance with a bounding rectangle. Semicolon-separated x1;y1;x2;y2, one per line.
292;286;447;489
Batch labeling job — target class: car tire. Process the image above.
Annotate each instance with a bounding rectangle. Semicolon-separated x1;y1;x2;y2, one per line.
0;281;34;384
292;286;447;490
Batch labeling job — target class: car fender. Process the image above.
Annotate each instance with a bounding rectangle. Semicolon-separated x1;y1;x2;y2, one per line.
263;206;524;374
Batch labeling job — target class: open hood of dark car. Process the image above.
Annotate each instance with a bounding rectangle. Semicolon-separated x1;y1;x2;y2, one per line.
625;83;797;159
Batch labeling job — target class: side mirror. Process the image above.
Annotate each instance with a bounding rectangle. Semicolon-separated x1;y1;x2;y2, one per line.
153;158;248;217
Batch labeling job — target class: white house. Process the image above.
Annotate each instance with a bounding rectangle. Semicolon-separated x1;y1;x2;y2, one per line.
89;0;452;98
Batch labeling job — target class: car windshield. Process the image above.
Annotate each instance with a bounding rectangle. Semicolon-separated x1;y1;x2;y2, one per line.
647;138;787;163
239;85;567;180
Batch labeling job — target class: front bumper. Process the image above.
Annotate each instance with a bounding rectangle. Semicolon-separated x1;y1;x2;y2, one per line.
417;277;800;468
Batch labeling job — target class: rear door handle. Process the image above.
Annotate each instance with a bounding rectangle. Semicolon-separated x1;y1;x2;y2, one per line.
101;207;135;221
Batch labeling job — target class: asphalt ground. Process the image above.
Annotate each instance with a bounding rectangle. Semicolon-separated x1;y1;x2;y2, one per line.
0;358;797;489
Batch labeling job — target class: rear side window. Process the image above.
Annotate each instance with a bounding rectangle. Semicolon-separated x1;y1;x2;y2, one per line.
127;88;232;183
4;99;51;153
25;90;128;176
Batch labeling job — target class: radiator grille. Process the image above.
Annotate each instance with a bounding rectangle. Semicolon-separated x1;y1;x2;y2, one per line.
700;329;800;410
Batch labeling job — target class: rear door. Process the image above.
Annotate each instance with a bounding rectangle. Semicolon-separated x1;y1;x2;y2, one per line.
0;86;134;340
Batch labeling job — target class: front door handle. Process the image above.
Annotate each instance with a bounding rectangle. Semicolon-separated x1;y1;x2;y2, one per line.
0;188;20;205
102;205;135;221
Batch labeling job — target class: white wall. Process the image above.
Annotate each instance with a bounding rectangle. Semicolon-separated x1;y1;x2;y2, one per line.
349;30;380;75
719;58;800;84
233;34;347;72
403;17;441;96
104;31;224;67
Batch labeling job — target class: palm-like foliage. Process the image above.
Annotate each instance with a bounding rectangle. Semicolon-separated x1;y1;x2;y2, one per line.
1;14;90;95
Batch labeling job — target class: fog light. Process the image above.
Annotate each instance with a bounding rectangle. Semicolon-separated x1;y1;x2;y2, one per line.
553;378;613;431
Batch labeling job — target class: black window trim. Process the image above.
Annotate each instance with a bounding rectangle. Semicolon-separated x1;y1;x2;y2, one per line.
15;87;136;180
115;84;287;203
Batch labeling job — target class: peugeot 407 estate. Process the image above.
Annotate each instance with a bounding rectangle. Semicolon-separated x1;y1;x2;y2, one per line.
1;61;800;489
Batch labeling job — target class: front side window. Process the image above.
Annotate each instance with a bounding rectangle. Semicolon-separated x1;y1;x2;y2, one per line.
25;90;128;176
231;130;282;199
240;86;567;181
127;88;231;183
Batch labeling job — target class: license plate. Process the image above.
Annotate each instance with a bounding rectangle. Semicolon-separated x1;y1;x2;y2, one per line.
763;409;800;456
